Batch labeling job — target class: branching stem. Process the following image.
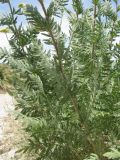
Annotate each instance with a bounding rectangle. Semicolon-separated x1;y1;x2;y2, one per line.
38;0;79;116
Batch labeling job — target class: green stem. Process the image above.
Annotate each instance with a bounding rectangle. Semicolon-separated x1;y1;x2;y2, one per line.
8;0;25;54
91;3;96;59
38;0;80;116
8;0;18;35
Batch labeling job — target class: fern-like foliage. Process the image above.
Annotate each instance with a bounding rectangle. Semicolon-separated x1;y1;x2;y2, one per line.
0;0;120;159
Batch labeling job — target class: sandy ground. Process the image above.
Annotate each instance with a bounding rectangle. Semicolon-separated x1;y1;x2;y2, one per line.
0;93;14;117
0;93;14;139
0;93;34;160
0;93;17;160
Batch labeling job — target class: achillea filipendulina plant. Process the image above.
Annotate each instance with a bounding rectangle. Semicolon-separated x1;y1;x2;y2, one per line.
0;0;120;159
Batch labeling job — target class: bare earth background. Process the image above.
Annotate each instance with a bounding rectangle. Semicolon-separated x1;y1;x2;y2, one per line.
0;93;35;160
0;93;22;160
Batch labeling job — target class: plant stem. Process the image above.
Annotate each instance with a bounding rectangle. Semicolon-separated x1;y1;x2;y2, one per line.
91;3;96;59
8;0;18;36
8;0;25;55
38;0;79;116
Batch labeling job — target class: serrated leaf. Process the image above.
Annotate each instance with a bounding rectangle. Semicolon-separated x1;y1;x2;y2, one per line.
103;148;120;159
